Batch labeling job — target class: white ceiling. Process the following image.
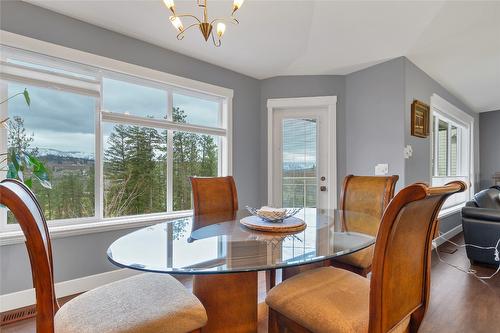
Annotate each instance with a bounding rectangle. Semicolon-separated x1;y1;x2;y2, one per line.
26;0;500;112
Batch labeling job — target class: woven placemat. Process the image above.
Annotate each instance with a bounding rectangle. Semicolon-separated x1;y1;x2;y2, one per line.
240;215;306;233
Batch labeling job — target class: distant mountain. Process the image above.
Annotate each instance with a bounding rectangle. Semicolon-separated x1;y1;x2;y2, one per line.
35;148;94;160
283;161;316;171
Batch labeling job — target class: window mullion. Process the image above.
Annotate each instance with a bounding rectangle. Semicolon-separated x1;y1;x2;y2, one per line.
0;81;8;229
96;74;104;220
101;111;226;137
446;121;451;177
433;115;439;177
166;91;173;212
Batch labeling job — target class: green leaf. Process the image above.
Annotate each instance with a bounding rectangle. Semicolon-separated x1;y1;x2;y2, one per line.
6;161;17;179
24;177;33;189
25;153;52;189
17;169;24;182
23;89;30;107
10;150;20;171
22;152;33;168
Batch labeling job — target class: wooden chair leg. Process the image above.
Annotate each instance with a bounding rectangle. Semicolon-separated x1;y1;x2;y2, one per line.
268;308;281;333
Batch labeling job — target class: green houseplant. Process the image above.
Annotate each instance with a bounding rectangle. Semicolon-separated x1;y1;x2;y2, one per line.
1;88;52;189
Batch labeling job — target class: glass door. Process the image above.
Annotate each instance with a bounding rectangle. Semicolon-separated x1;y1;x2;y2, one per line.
272;107;329;209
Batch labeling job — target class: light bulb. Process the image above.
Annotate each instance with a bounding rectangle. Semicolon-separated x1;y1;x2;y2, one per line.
232;0;244;13
169;16;184;32
163;0;175;11
216;22;226;38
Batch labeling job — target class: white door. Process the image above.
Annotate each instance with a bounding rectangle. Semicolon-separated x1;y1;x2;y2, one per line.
271;106;331;209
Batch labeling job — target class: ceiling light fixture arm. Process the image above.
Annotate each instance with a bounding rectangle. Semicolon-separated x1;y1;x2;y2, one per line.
210;16;239;26
211;32;221;47
171;14;202;24
176;23;199;40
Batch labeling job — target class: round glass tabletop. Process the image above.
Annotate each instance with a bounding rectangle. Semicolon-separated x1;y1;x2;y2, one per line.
107;208;376;274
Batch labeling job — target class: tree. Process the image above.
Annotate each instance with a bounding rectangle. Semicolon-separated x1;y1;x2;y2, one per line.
8;116;35;153
103;106;219;216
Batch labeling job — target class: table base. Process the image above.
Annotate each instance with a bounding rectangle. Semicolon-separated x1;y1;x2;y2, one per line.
193;271;258;333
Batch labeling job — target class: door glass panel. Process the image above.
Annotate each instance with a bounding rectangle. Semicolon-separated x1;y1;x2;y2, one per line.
282;118;317;208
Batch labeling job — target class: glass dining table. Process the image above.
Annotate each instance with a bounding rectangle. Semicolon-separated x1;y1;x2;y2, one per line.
107;208;376;333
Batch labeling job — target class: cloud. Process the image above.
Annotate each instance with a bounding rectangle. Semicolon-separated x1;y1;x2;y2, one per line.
7;78;222;155
9;83;95;135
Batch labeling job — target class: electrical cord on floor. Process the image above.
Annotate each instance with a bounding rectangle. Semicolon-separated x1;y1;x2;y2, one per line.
433;233;500;280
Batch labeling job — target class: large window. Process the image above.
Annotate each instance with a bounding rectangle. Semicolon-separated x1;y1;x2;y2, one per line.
431;95;473;212
0;45;231;231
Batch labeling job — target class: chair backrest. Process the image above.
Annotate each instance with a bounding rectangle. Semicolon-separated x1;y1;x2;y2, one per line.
0;179;58;333
369;181;467;333
340;175;399;236
190;176;238;229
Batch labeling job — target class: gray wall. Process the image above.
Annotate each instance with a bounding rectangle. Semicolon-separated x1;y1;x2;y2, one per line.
404;59;480;187
259;76;346;204
404;59;480;233
479;110;500;189
0;1;261;294
345;57;406;190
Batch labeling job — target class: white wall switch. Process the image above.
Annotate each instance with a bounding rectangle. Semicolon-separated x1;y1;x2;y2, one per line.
375;164;389;175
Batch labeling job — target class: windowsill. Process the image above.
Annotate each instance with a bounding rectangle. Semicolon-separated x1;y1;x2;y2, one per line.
0;210;193;246
438;203;465;219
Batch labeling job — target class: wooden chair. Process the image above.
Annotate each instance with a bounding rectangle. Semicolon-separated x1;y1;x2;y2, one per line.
331;174;399;277
0;179;207;333
266;181;467;333
190;176;238;228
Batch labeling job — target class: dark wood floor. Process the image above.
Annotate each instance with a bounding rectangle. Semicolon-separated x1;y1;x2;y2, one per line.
2;234;499;333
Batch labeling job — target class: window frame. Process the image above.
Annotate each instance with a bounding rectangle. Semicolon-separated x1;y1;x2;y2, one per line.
0;30;233;243
430;94;474;217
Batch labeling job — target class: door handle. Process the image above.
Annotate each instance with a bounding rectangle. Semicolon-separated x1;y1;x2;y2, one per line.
320;186;327;192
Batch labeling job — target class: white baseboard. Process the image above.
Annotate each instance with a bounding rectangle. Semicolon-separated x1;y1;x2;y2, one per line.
0;268;140;312
432;224;463;249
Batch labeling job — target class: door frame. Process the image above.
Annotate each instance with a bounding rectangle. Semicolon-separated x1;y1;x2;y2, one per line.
267;96;337;209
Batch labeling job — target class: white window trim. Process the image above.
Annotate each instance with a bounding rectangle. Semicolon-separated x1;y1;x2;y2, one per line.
0;31;233;244
430;94;474;218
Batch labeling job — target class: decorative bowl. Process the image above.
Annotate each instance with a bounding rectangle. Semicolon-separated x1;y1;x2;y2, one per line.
245;206;301;223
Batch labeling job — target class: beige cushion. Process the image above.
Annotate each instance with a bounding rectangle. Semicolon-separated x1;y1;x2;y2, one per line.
333;244;374;269
55;273;207;333
266;267;410;333
266;267;370;333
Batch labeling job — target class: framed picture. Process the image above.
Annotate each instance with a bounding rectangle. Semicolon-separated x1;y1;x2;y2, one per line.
411;100;430;138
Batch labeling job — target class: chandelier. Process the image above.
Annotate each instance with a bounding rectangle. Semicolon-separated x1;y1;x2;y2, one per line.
163;0;244;47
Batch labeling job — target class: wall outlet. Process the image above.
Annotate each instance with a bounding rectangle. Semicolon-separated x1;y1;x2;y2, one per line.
404;145;413;159
375;164;389;175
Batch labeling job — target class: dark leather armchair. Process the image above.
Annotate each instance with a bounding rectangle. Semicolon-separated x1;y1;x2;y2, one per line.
461;186;500;265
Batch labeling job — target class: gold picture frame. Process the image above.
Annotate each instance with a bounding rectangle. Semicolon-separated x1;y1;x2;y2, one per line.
411;100;430;138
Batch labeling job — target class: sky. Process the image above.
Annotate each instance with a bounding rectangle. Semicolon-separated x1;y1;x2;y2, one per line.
7;79;220;156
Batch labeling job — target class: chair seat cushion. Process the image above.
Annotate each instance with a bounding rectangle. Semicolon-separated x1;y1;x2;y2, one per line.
55;273;207;333
266;267;370;333
332;244;374;269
